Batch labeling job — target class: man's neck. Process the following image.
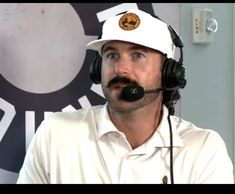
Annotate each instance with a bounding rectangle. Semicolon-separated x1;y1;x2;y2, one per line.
108;102;163;149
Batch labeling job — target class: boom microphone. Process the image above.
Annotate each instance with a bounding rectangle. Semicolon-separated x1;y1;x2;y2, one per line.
120;85;164;102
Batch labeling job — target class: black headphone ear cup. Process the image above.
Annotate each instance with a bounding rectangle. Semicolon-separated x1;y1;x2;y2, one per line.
162;58;186;89
89;52;102;84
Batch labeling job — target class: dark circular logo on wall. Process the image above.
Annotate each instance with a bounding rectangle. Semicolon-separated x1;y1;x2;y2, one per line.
0;3;154;181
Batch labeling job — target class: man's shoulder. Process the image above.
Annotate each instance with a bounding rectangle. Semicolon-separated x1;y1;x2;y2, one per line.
35;105;106;140
48;104;104;121
175;117;225;147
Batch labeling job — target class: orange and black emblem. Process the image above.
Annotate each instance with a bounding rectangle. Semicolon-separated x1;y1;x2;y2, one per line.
119;12;140;30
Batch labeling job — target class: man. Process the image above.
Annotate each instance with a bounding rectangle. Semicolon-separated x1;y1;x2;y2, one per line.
17;9;234;183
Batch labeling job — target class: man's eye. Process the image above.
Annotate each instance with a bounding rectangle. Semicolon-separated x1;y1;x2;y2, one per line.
106;53;118;60
133;52;144;59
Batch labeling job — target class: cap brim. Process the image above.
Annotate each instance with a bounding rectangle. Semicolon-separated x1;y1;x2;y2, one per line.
87;37;167;55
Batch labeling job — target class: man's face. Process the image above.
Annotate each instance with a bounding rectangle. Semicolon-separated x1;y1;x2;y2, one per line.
101;40;164;113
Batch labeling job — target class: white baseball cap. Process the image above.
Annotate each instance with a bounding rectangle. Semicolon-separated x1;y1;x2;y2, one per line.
87;9;175;58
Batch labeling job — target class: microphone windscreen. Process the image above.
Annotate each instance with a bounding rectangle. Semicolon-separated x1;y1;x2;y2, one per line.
121;85;144;102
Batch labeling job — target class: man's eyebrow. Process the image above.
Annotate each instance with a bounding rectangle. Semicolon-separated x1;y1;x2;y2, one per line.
102;45;149;54
130;45;149;51
130;45;161;53
102;46;116;54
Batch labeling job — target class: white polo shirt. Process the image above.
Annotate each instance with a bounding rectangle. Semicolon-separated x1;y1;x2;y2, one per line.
17;103;234;184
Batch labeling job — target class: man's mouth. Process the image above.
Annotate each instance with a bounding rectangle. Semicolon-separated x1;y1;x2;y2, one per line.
111;83;128;89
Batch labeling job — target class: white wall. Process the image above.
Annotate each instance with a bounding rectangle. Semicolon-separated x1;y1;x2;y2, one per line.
181;3;234;170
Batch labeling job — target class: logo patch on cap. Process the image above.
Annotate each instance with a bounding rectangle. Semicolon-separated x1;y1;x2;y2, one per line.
119;12;140;31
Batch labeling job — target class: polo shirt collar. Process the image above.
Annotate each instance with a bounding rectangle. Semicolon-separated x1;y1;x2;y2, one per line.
97;103;184;149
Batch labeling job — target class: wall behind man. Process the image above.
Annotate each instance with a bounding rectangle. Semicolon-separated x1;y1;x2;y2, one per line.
180;3;234;167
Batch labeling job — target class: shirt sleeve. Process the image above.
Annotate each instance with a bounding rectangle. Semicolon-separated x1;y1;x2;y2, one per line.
16;119;50;184
193;130;234;183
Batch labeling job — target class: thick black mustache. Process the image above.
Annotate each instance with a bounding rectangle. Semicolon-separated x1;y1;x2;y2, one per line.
107;76;138;88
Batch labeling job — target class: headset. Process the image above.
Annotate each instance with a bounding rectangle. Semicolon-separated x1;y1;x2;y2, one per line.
89;19;186;91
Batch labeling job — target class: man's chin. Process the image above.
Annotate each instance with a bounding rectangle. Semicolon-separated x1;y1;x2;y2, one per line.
108;100;139;113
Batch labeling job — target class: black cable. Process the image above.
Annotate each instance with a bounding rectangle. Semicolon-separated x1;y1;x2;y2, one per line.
167;112;174;184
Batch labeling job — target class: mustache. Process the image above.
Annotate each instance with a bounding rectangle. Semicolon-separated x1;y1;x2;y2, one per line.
107;76;138;88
